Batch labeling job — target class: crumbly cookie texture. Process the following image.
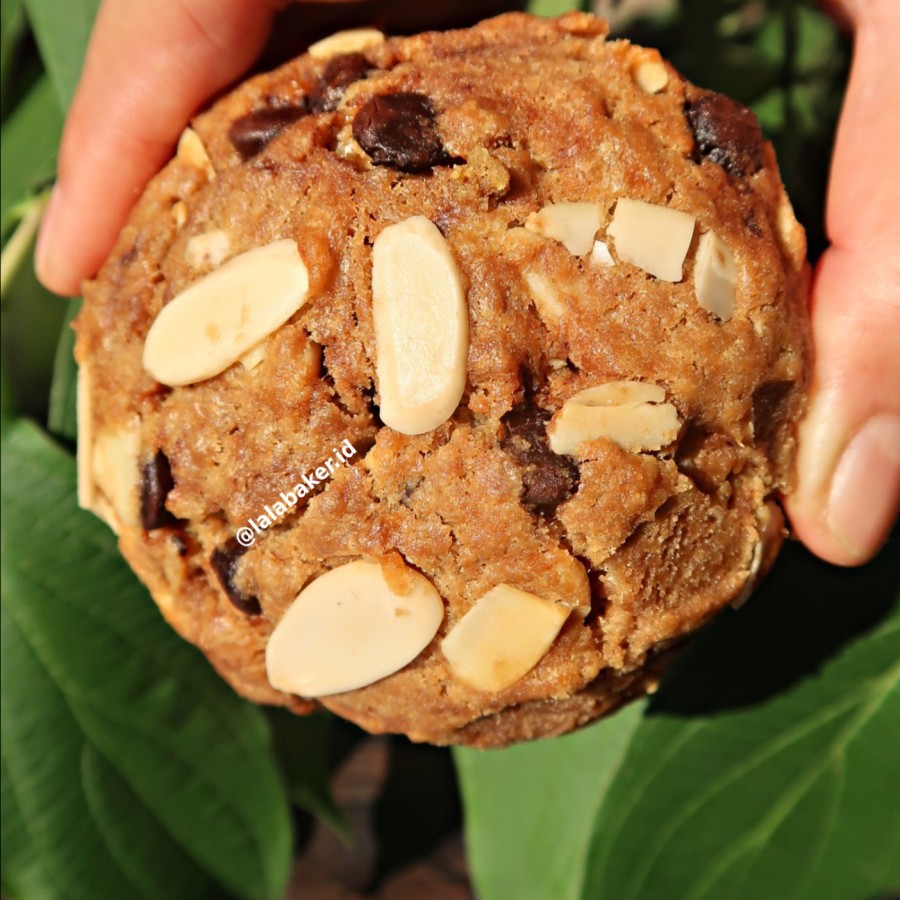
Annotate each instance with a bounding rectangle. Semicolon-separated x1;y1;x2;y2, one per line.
76;12;810;747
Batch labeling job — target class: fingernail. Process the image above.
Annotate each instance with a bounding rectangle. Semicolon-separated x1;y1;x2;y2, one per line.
828;414;900;562
35;185;66;293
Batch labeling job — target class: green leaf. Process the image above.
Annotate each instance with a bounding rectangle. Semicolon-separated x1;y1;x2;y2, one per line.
80;745;209;900
267;708;349;839
47;297;81;442
1;0;25;102
1;418;293;900
2;602;138;900
527;0;579;17
1;739;57;900
454;702;645;900
1;76;61;236
0;230;67;423
581;560;900;899
23;0;100;111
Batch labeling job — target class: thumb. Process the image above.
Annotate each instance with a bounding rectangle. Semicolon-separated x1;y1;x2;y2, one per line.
786;8;900;565
35;0;282;296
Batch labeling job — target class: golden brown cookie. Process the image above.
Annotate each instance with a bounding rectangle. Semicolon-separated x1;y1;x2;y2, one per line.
76;12;810;747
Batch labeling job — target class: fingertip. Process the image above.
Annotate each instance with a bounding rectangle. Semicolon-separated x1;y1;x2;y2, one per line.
788;412;900;567
35;185;82;296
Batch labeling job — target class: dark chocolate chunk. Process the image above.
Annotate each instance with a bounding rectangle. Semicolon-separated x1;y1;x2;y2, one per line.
228;104;307;160
140;451;178;530
352;93;452;172
501;406;579;514
752;380;795;446
210;539;262;616
309;53;371;113
686;93;764;177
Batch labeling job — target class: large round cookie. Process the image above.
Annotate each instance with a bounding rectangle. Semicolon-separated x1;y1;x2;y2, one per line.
76;12;810;747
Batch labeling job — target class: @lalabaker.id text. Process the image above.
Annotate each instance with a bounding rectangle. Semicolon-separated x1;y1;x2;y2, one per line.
235;439;357;547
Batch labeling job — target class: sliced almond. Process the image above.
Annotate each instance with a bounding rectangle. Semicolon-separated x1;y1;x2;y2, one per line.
525;202;602;256
186;229;231;270
607;198;695;282
266;559;444;697
524;269;566;323
171;200;188;228
176;127;215;179
548;381;680;455
441;584;569;692
590;239;615;267
240;342;267;371
633;59;669;94
91;419;141;528
76;365;94;511
308;28;385;61
694;231;737;321
372;216;468;435
143;239;310;386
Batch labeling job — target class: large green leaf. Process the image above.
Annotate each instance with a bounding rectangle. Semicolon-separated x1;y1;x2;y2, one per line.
455;702;645;900
1;418;293;900
1;603;138;900
0;75;61;235
23;0;100;111
582;570;900;900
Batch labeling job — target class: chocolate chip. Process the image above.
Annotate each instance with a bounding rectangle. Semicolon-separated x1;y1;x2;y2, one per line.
140;451;178;530
309;53;371;114
210;539;262;616
228;105;307;160
352;93;453;172
501;406;579;514
752;380;795;446
686;93;764;177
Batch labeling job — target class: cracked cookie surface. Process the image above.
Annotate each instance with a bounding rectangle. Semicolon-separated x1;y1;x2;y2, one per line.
76;12;809;747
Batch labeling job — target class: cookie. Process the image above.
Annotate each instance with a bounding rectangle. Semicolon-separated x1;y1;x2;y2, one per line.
75;12;810;747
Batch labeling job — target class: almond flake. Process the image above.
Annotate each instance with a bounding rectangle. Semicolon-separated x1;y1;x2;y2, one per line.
266;559;444;697
441;584;569;692
607;198;695;282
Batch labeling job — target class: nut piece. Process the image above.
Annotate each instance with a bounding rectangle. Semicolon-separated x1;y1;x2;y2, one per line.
308;28;385;61
524;269;566;323
694;231;737;321
548;381;680;455
176;127;215;179
91;419;141;528
239;342;267;371
525;202;602;256
590;239;615;267
607;198;696;282
76;365;94;511
171;201;188;228
441;584;570;692
633;59;669;94
143;239;310;386
265;559;444;697
372;216;468;435
186;229;231;270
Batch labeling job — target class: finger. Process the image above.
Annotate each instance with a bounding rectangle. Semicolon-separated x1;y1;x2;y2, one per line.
35;0;283;296
786;10;900;565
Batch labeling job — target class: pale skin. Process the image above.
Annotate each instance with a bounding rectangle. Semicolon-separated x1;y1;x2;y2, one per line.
35;0;900;566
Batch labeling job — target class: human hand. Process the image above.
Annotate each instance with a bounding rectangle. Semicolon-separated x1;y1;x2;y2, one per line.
786;0;900;565
35;0;900;566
